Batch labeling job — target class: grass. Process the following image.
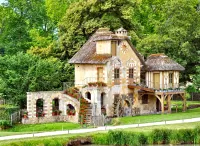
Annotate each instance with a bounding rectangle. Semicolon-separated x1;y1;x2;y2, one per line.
0;122;200;146
113;107;200;125
0;122;80;137
124;122;200;132
171;100;200;107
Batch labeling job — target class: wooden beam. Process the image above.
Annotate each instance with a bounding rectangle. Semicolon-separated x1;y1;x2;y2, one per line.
161;94;165;114
167;94;172;113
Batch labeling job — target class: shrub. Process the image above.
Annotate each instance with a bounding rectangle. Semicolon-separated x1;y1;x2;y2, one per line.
92;133;109;145
179;129;194;144
169;130;182;144
194;125;200;144
138;133;148;145
150;129;172;144
0;120;11;129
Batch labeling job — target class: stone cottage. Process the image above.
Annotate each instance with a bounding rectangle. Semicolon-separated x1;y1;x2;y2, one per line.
23;28;186;124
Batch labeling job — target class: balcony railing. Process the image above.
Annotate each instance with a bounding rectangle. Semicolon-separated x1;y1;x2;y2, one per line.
83;77;105;85
128;77;185;91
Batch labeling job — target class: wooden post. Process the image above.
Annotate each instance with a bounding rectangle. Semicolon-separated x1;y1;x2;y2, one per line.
167;95;171;113
161;94;165;114
180;93;187;112
183;95;187;112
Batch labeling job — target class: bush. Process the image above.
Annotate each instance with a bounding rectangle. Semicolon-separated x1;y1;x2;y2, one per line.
92;133;109;145
194;125;200;144
138;133;148;145
179;129;194;144
0;120;11;129
149;129;172;144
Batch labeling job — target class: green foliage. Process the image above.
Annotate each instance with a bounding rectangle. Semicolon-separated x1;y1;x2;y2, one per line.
0;120;11;129
58;0;138;59
150;129;172;144
0;53;72;107
92;133;109;145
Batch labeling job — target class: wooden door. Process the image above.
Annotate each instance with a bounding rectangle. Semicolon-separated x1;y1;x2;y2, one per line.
97;67;103;82
153;73;160;89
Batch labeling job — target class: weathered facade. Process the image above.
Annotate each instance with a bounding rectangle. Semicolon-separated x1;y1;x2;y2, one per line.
69;28;186;117
24;27;186;124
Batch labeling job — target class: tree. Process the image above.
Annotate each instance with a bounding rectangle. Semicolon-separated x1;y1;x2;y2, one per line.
0;53;73;107
137;0;200;82
58;0;140;59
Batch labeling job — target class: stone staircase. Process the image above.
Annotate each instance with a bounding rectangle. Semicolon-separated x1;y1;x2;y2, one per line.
83;105;92;124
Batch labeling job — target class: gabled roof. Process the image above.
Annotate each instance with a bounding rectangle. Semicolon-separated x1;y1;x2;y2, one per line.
69;28;145;65
145;54;185;71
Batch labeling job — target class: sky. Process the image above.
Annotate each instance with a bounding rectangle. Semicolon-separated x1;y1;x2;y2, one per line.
0;0;5;4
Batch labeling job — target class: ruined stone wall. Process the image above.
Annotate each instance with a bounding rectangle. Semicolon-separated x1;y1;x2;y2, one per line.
24;91;80;124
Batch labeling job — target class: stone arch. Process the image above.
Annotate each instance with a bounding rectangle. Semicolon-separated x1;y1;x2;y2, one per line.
52;98;60;116
66;104;76;116
65;101;79;115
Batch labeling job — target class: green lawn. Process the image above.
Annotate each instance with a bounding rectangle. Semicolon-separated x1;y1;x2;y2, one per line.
0;122;80;137
124;122;200;132
1;122;200;146
171;100;200;106
113;107;200;125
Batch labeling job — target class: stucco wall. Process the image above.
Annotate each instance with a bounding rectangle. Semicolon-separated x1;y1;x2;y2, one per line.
75;64;106;86
96;40;111;54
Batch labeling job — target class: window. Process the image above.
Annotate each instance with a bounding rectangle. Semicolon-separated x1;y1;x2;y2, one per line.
101;93;105;107
114;68;120;79
169;73;173;88
52;98;60;116
142;94;148;104
36;99;44;117
129;68;134;78
85;92;91;100
169;73;173;84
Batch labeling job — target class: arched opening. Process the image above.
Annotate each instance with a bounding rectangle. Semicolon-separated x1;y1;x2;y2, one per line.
52;98;61;116
101;92;106;115
123;100;131;116
124;100;130;107
101;92;106;107
36;99;44;117
66;104;76;116
85;92;91;100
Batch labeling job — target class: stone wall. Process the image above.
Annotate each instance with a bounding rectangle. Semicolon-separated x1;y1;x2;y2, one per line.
23;91;80;124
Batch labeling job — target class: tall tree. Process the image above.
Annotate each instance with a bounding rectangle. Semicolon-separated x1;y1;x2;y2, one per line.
136;0;200;81
0;53;73;107
58;0;140;59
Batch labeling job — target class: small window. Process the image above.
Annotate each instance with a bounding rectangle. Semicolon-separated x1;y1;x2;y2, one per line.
142;94;148;104
85;92;91;100
169;73;173;84
114;68;120;79
129;68;134;78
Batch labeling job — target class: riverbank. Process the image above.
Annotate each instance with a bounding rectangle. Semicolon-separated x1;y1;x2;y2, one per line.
0;122;200;146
